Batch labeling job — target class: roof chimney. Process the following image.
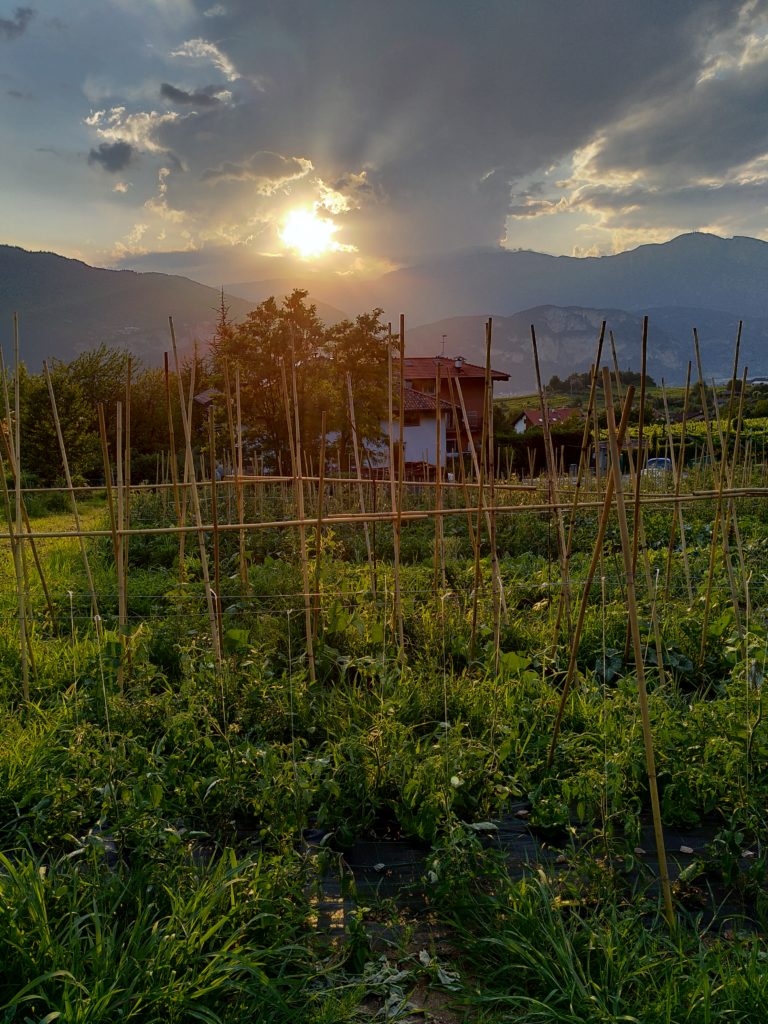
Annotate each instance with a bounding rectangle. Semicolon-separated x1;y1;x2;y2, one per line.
454;356;464;369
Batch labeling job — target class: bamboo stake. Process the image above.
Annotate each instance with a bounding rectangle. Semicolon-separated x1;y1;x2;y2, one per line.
163;353;184;582
168;318;221;665
0;447;36;682
11;316;28;699
208;408;224;645
98;404;119;569
485;320;501;675
446;372;476;547
313;411;327;641
0;375;56;630
556;323;607;636
114;401;126;693
223;361;248;592
547;386;635;767
694;328;742;657
124;357;132;591
661;372;693;603
43;361;99;624
394;317;406;656
453;373;506;615
531;324;572;645
603;368;675;931
630;316;649;582
346;372;376;596
433;359;444;593
279;356;315;682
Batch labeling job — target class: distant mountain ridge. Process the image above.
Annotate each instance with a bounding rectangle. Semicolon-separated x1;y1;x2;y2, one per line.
2;233;766;383
405;305;761;395
355;233;768;325
0;245;257;368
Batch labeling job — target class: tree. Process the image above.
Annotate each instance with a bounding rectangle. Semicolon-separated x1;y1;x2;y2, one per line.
211;291;392;471
325;309;392;468
17;346;131;485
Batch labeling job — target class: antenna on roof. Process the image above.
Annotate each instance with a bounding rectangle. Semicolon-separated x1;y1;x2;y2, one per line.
441;334;447;357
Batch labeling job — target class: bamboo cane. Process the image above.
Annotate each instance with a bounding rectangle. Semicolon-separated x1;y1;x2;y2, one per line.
168;317;221;665
394;317;406;656
11;316;28;698
0;369;56;631
0;446;36;683
223;361;248;592
446;372;476;547
531;324;572;645
282;352;315;683
114;401;127;693
602;368;675;930
346;372;376;596
433;359;444;593
313;411;327;641
660;373;693;603
43;361;100;624
694;328;742;658
124;358;132;590
163;353;184;582
208;408;224;645
547;385;635;767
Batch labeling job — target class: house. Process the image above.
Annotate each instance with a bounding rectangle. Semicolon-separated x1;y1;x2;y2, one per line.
512;407;581;433
396;355;510;459
376;386;450;474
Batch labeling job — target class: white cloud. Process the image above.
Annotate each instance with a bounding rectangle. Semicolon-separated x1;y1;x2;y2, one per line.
170;38;239;81
86;106;182;154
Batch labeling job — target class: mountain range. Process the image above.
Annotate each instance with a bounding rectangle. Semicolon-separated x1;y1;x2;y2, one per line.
2;233;765;388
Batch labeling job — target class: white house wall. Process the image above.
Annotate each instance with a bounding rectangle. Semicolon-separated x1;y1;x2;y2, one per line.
379;414;447;467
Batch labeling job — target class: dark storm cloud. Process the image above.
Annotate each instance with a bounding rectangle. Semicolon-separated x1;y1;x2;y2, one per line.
572;180;768;229
88;140;135;173
0;5;34;40
171;0;745;259
201;150;311;187
160;82;225;106
588;54;768;180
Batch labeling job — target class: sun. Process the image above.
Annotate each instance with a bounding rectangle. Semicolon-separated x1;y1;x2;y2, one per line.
279;207;339;258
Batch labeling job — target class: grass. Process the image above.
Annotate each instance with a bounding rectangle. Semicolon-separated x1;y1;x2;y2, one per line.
0;476;766;1021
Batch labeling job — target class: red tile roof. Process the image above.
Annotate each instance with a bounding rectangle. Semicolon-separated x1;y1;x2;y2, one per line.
399;387;451;413
520;407;580;427
398;356;509;381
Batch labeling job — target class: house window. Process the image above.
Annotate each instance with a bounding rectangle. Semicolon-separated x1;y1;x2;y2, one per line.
466;410;480;428
421;380;435;394
404;411;420;426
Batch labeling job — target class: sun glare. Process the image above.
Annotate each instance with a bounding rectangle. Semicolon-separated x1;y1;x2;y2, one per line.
279;207;338;258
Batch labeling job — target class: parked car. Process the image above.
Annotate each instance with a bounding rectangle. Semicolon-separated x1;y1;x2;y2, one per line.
642;456;673;477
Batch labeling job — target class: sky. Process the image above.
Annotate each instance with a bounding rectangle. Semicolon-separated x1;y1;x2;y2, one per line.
2;0;768;285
